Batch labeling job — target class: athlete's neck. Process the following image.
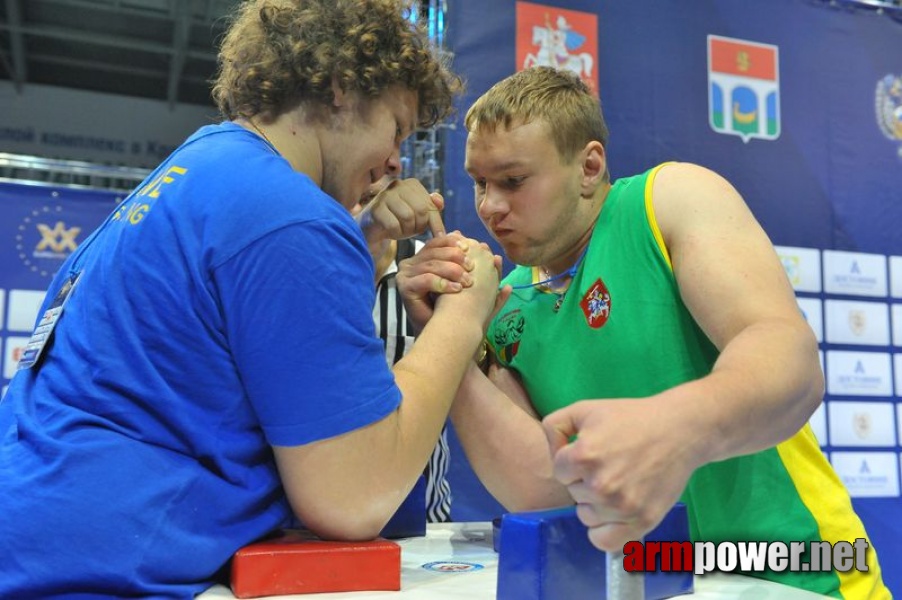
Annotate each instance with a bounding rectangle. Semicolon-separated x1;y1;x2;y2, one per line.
540;181;610;278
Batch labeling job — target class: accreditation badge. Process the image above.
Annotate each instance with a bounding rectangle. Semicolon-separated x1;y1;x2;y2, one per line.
17;272;81;370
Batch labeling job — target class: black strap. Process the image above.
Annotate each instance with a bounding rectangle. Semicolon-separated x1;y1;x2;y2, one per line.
395;238;418;336
395;238;417;263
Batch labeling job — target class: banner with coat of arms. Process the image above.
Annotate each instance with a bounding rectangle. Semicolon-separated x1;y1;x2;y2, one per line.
707;35;780;142
442;1;902;593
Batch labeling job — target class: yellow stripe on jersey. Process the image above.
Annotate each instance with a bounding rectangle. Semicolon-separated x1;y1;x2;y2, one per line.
775;425;891;599
643;162;674;270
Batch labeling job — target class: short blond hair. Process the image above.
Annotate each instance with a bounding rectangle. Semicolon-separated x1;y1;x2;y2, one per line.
465;67;608;163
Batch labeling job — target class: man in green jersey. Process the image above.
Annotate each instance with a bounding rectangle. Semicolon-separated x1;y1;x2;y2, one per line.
400;66;889;598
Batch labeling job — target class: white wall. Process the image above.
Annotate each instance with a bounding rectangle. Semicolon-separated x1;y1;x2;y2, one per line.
0;81;219;169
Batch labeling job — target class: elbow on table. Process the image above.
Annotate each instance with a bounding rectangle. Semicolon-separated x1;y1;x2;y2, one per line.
298;509;391;542
500;488;574;515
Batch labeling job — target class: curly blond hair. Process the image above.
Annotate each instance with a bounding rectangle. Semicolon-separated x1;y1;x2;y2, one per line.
212;0;461;128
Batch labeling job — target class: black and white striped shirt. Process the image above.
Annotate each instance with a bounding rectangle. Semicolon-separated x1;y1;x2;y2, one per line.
374;238;452;523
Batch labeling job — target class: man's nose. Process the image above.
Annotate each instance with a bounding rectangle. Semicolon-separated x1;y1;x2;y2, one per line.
385;151;402;178
477;185;506;220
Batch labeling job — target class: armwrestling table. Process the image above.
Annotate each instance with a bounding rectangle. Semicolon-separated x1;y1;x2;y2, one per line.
198;522;834;599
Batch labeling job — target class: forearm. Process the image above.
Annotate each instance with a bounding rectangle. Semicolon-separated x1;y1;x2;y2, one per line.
276;306;483;540
389;312;486;482
675;317;823;466
451;364;573;512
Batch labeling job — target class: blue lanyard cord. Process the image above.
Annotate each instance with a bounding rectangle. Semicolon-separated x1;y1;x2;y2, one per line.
508;245;589;290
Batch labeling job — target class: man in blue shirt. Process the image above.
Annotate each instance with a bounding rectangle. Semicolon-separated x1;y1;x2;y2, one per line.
0;1;501;597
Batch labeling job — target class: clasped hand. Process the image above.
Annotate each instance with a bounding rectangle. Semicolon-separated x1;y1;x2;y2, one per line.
353;177;508;331
397;232;509;334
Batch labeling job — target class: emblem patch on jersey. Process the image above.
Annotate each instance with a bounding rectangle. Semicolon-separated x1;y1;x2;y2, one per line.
493;309;525;362
580;277;611;329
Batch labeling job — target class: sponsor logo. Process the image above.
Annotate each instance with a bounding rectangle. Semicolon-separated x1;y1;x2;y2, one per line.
823;252;887;296
421;561;484;573
875;74;902;158
848;310;867;336
579;277;611;329
779;255;801;286
14;206;82;278
833;454;897;497
708;35;780;142
836;360;887;391
516;1;598;93
852;411;872;440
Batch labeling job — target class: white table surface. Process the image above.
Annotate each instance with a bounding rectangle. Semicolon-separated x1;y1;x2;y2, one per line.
199;522;832;599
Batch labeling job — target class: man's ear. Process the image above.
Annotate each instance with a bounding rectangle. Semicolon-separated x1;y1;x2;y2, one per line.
580;140;606;197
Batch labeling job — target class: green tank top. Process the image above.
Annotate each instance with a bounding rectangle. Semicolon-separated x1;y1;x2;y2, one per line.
487;165;888;599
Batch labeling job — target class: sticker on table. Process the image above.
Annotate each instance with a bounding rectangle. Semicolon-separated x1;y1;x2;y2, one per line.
421;561;484;573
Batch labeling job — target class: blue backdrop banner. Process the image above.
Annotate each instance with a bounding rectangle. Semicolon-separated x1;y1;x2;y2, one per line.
442;0;902;594
0;182;120;393
0;2;899;589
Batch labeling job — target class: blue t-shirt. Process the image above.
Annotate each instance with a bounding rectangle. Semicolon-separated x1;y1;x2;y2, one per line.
0;123;401;598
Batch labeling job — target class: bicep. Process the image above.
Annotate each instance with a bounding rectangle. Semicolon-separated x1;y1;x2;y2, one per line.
215;222;399;446
652;163;802;351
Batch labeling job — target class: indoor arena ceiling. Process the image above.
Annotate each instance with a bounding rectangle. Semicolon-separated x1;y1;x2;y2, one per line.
4;0;902;111
0;0;242;108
